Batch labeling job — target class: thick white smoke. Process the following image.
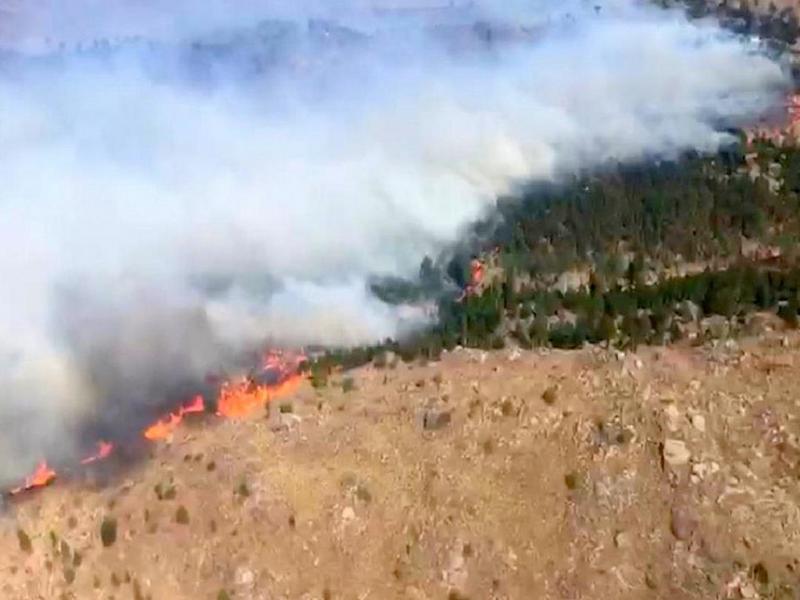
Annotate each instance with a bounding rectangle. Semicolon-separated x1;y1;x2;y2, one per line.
0;0;789;483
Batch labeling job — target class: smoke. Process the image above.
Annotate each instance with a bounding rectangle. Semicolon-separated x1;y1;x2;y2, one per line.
0;0;789;483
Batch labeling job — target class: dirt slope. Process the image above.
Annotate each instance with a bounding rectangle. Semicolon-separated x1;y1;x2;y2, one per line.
2;330;800;599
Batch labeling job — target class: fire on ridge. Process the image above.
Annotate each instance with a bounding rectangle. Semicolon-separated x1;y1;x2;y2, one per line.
7;349;307;496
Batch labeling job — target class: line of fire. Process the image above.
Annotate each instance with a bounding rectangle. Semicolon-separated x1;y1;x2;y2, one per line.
6;350;307;497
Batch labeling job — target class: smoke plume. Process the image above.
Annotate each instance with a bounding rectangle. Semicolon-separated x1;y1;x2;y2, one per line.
0;0;788;483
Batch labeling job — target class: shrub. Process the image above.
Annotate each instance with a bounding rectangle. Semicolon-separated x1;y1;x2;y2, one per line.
542;386;558;405
100;517;117;548
17;529;32;554
175;506;190;525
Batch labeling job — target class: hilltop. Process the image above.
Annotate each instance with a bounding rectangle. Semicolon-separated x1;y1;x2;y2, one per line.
3;327;800;599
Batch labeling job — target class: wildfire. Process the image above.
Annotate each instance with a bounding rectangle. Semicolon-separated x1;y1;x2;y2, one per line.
143;394;206;441
80;440;114;465
217;351;306;418
8;350;306;495
747;93;800;146
10;461;56;495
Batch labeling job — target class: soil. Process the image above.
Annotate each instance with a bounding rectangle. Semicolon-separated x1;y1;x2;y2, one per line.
3;329;800;599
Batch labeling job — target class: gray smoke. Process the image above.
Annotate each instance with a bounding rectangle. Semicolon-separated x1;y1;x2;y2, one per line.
0;0;789;484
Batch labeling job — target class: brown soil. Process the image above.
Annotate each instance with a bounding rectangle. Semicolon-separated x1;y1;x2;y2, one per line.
3;331;800;599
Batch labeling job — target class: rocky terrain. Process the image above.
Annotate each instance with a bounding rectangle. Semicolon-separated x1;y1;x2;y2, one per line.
2;320;800;599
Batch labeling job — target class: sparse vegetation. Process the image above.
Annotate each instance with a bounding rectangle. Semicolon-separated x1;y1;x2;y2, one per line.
154;480;177;500
17;529;32;554
100;517;117;548
236;481;250;498
542;386;558;405
342;376;356;392
564;472;580;491
175;506;190;525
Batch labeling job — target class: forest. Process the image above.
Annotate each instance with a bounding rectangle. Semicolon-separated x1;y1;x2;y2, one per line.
308;138;800;381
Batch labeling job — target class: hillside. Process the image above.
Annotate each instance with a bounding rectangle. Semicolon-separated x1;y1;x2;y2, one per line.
3;327;800;599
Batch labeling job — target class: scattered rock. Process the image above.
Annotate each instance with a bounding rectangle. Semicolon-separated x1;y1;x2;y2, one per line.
614;531;632;549
341;506;356;524
739;582;758;599
670;506;697;541
691;414;706;433
269;412;302;432
663;439;691;467
234;567;255;589
664;404;682;432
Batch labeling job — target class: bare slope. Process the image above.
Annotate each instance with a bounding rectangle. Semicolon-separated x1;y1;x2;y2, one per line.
2;328;800;599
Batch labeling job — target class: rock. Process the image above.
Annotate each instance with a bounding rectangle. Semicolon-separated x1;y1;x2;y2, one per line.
555;270;588;294
663;439;691;467
234;567;255;589
422;409;451;431
269;412;301;432
691;414;706;433
739;582;758;599
404;586;428;600
614;531;632;549
705;315;731;339
678;300;701;322
442;546;468;589
670;506;697;541
690;462;713;482
341;506;356;523
664;404;682;433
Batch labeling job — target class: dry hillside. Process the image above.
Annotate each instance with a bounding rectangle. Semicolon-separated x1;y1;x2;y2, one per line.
2;323;800;599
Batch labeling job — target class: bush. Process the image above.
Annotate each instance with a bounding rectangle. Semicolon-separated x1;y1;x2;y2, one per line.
100;517;117;547
17;529;32;554
175;506;190;525
542;386;558;405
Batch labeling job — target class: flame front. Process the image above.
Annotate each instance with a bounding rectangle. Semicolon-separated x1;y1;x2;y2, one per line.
80;440;114;465
217;351;306;418
217;372;303;418
9;350;305;495
10;461;56;495
143;394;206;440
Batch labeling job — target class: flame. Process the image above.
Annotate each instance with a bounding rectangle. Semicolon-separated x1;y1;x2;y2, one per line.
217;351;306;418
7;349;305;495
10;461;56;495
80;440;114;465
143;394;206;441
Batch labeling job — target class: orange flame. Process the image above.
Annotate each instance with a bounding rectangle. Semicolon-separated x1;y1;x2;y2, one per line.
217;351;305;418
7;349;306;495
143;394;206;441
10;461;56;495
80;440;114;465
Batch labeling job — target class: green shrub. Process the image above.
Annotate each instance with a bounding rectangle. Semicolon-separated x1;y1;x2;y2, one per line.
100;517;117;547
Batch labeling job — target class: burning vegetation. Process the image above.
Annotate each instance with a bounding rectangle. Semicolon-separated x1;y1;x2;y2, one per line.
6;350;307;497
